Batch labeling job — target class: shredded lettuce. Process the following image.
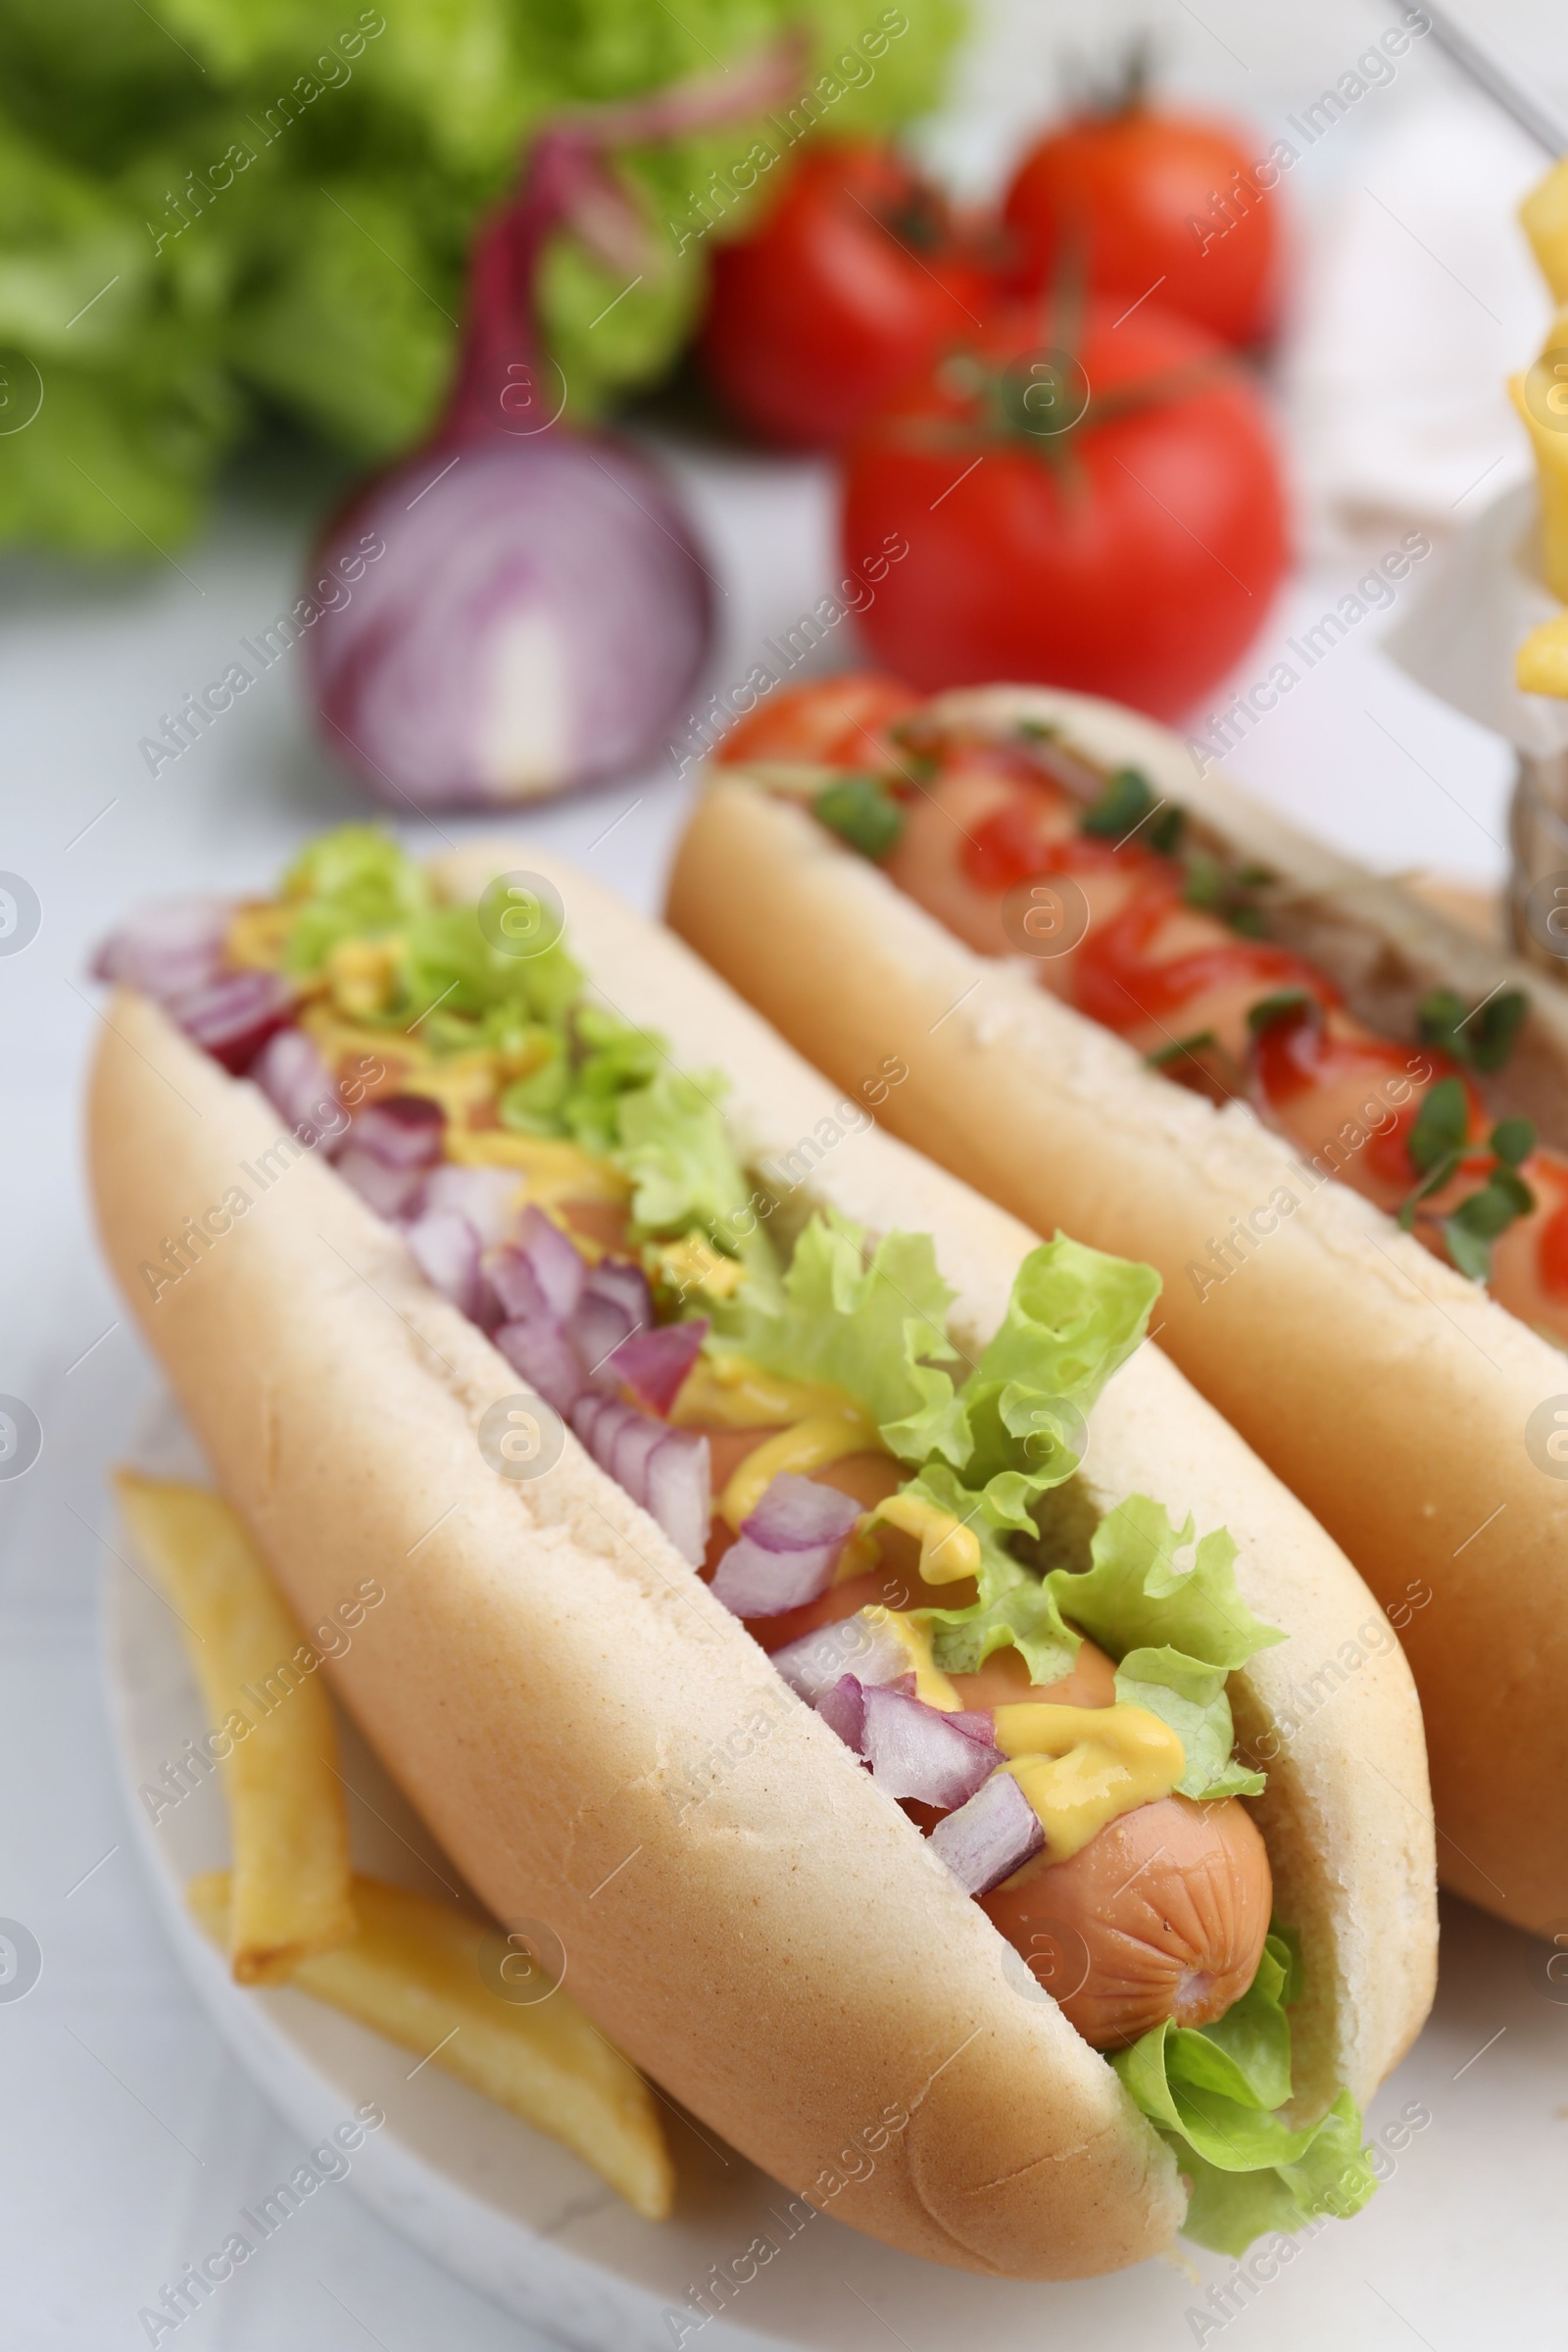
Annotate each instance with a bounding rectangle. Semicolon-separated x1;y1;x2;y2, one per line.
1113;1936;1379;2255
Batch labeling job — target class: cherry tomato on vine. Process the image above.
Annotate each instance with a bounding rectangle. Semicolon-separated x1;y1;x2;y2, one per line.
839;300;1289;718
699;141;1005;450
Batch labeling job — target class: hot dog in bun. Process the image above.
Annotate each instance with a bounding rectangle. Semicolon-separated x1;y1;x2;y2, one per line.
667;674;1568;1936
89;827;1435;2276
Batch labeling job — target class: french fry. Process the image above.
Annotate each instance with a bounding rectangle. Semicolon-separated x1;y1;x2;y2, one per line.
188;1871;674;2221
115;1472;355;1984
1511;353;1568;606
1522;157;1568;304
1517;609;1568;698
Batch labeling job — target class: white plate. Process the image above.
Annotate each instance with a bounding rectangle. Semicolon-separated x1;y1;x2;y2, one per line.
104;1396;1568;2350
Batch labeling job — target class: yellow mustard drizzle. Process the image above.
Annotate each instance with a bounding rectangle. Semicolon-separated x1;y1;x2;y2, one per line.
870;1493;980;1584
670;1355;878;1433
718;1412;882;1531
224;901;296;972
865;1608;961;1712
992;1702;1185;1863
443;1129;631;1205
653;1233;744;1300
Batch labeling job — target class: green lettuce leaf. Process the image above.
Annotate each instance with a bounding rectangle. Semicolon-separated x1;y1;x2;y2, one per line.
900;1460;1081;1687
1113;1646;1265;1801
0;0;962;554
717;1209;969;1458
1112;1933;1379;2255
282;823;431;971
611;1064;750;1239
960;1235;1160;1482
1048;1495;1286;1675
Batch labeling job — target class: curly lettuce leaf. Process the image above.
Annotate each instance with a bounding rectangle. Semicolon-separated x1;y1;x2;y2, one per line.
1113;1934;1379;2255
1049;1494;1286;1675
718;1208;968;1457
611;1063;748;1236
961;1235;1159;1473
899;1459;1081;1687
1113;1646;1265;1801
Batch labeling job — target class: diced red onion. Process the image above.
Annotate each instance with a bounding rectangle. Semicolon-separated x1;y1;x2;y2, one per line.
858;1687;999;1809
568;1291;641;1386
168;969;294;1074
418;1163;520;1248
611;1318;707;1415
612;1407;671;1497
710;1472;863;1618
928;1770;1046;1897
816;1673;866;1752
251;1027;346;1153
308;435;713;809
491;1206;588;1323
585;1257;651;1327
645;1428;710;1567
569;1395;710;1564
744;1473;861;1554
769;1610;910;1704
336;1147;427;1222
352;1094;445;1169
92;896;231;1004
495;1317;587;1415
404;1208;486;1322
711;1533;833;1617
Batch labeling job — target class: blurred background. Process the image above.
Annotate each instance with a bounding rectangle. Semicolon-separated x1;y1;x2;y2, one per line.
5;1;1568;2342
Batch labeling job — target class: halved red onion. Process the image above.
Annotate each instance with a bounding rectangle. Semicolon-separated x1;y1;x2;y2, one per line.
251;1027;345;1152
928;1770;1046;1898
418;1163;520;1248
858;1687;999;1809
612;1317;707;1415
92;896;231;1003
816;1673;866;1752
495;1316;586;1415
308;434;713;808
404;1207;486;1322
353;1094;445;1169
490;1206;587;1324
168;969;294;1073
336;1147;427;1222
769;1610;910;1705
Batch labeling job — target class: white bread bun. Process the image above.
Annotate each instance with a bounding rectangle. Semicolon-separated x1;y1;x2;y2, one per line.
666;683;1568;1936
88;842;1434;2279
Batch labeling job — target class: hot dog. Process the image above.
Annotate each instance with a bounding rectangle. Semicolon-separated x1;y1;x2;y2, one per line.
667;674;1568;1936
88;827;1434;2277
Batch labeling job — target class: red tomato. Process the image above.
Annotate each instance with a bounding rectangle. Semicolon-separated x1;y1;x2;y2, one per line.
840;300;1288;718
713;672;919;768
699;142;1004;450
1004;105;1282;349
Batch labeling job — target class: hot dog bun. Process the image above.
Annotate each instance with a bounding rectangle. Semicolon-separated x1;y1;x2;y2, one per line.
667;683;1568;1936
88;843;1434;2278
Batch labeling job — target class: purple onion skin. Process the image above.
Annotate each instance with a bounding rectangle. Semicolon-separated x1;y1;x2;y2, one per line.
308;433;713;809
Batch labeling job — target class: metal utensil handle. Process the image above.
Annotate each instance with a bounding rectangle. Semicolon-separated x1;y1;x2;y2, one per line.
1406;0;1568;161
